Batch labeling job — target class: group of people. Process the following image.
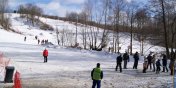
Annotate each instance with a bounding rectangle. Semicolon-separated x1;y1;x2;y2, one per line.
115;51;139;72
35;35;49;45
41;39;49;44
143;53;168;74
24;35;49;45
115;51;130;72
114;51;169;74
91;52;169;88
41;48;169;88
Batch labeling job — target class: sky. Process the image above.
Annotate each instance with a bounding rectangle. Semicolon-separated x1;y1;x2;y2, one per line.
9;0;86;17
9;0;146;17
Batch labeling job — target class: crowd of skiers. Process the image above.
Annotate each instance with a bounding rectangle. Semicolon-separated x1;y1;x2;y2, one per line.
35;35;49;45
24;36;49;45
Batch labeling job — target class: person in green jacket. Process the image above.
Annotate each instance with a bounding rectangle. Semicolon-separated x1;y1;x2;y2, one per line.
91;63;103;88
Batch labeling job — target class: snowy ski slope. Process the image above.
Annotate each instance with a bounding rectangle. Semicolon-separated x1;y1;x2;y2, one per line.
0;13;172;88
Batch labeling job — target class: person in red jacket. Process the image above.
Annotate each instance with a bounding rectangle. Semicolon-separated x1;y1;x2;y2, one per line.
43;48;48;63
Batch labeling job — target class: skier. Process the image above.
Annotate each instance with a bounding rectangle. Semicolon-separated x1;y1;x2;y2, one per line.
38;39;40;44
162;54;168;72
91;63;103;88
143;59;148;73
41;40;44;44
133;52;139;69
24;36;26;41
43;48;48;63
123;52;129;69
46;39;48;43
156;59;161;74
115;54;122;72
35;35;38;40
147;53;152;70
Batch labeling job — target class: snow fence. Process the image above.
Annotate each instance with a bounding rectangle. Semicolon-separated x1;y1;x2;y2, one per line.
0;52;22;88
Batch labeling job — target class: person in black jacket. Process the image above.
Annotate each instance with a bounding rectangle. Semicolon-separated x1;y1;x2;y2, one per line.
162;54;168;72
115;54;122;72
152;54;156;72
24;36;26;41
156;59;161;74
123;52;129;69
133;52;139;69
147;54;152;70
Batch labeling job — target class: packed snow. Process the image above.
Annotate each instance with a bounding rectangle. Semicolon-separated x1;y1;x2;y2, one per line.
0;13;173;88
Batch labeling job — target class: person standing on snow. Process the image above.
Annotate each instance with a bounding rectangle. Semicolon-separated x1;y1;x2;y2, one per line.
147;53;152;70
152;54;156;72
38;39;40;44
123;52;129;69
91;63;103;88
143;59;148;73
162;54;168;72
43;48;48;63
116;54;122;72
156;59;161;74
133;52;139;69
41;40;44;44
35;35;38;40
24;36;26;41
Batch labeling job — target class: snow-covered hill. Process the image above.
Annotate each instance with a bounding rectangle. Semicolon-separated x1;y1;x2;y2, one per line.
0;13;172;88
2;13;166;54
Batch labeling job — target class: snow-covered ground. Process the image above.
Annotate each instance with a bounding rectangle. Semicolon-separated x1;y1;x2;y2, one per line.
0;42;173;88
0;13;173;88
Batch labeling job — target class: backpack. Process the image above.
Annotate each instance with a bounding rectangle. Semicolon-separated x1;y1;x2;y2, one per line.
156;60;160;66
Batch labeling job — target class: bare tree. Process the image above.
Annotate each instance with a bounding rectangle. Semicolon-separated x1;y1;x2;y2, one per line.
96;0;111;51
78;11;88;49
111;0;126;53
18;4;43;26
56;27;60;45
82;0;94;50
66;12;79;21
88;0;101;51
149;0;176;75
0;0;10;30
125;1;139;55
134;8;150;55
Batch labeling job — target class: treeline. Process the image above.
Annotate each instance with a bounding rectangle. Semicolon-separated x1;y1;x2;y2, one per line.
64;0;176;56
17;3;54;31
59;0;176;75
0;0;11;30
42;0;176;55
43;14;129;32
